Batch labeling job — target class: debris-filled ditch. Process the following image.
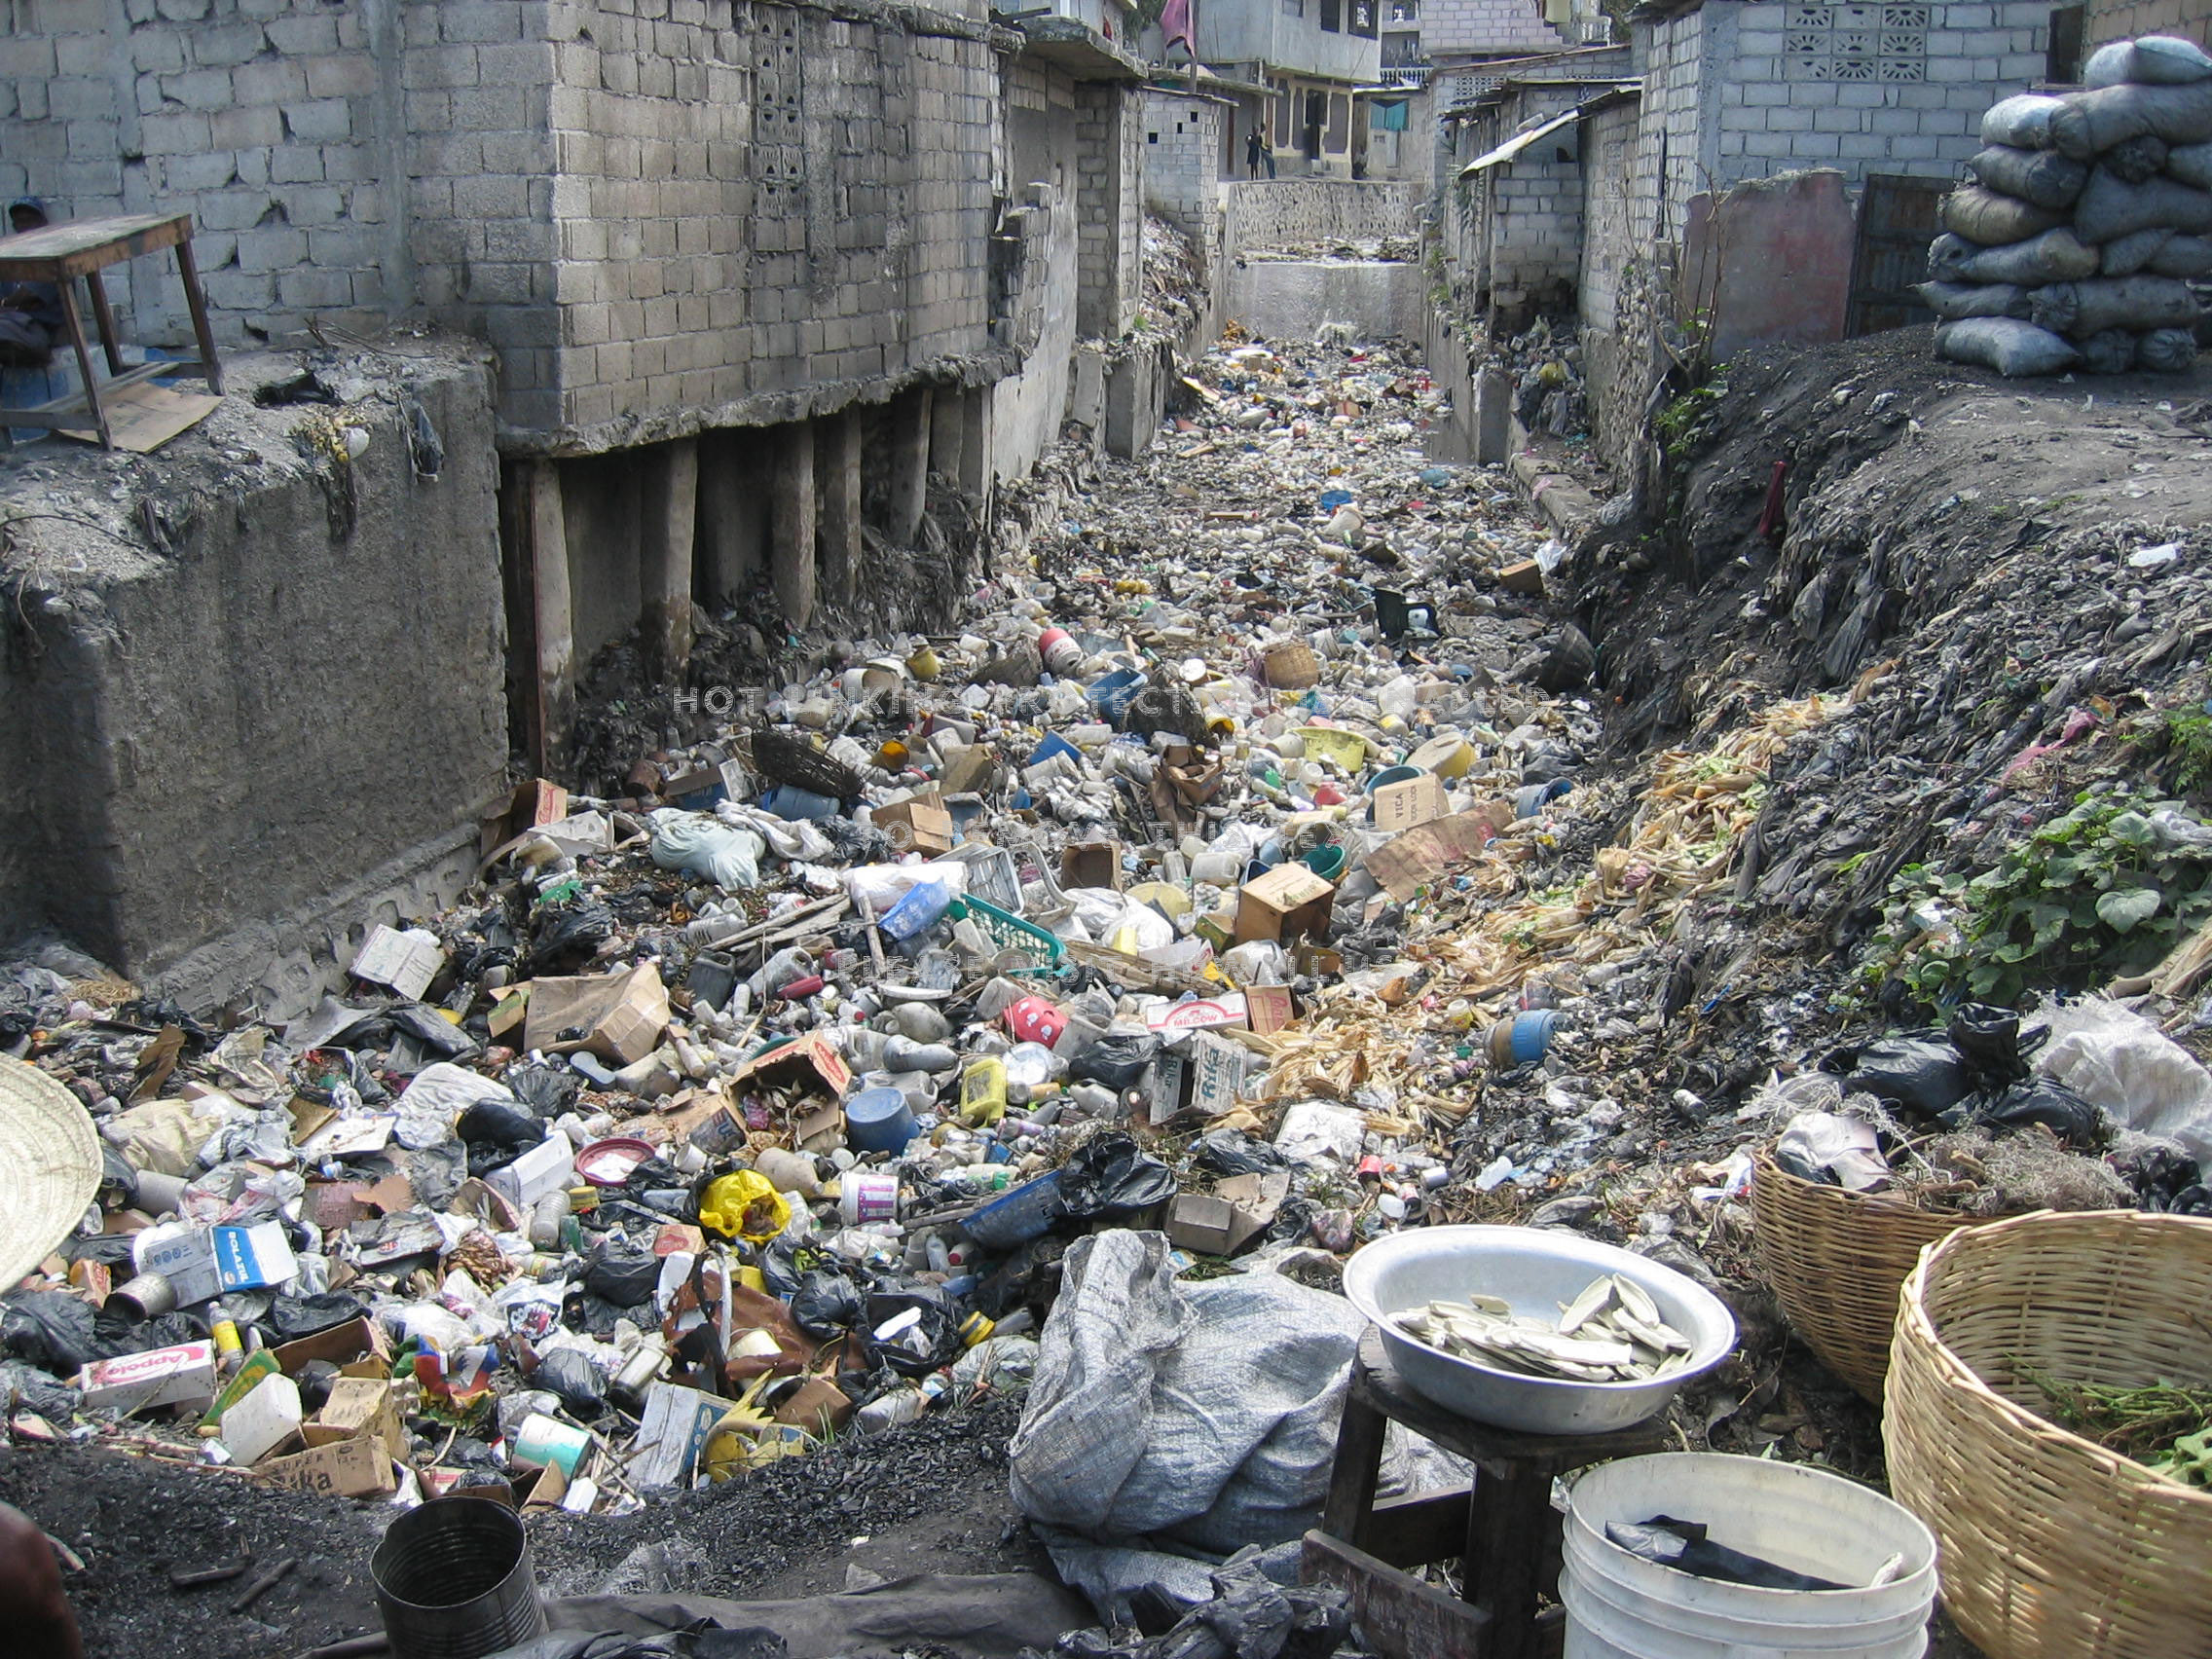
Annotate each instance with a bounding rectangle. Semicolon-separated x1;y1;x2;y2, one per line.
4;285;2212;1657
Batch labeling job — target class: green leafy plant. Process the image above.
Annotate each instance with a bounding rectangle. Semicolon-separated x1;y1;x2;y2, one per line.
2161;704;2212;796
1863;788;2212;1008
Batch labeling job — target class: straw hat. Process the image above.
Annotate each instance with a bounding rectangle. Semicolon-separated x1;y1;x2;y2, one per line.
0;1054;101;1291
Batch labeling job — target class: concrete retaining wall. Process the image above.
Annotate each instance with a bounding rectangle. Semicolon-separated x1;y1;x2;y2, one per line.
0;347;508;1007
1228;258;1422;343
1225;178;1419;250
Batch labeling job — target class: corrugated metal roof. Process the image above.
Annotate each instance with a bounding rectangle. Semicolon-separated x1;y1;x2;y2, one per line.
1456;105;1579;175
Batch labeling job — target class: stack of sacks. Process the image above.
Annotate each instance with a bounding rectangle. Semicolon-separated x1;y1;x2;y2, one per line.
1919;33;2212;377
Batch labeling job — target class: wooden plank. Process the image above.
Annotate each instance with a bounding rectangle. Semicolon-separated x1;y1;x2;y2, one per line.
1302;1530;1489;1659
1320;1393;1389;1547
1463;1459;1553;1659
57;381;221;452
1362;1485;1476;1568
0;213;192;280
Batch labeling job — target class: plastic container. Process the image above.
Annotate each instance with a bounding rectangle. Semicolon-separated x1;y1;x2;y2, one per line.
840;1170;901;1226
1300;844;1347;881
759;785;840;822
879;876;958;941
372;1497;547;1659
964;1170;1066;1250
1407;733;1476;779
1296;726;1371;772
1561;1453;1937;1659
1039;628;1084;677
846;1086;918;1153
946;896;1067;976
1488;1010;1559;1067
1088;669;1148;722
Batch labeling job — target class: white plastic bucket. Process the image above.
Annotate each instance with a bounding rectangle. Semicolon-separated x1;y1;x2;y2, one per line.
1561;1454;1937;1659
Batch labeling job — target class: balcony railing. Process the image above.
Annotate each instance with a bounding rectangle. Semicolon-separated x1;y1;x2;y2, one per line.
1378;63;1432;87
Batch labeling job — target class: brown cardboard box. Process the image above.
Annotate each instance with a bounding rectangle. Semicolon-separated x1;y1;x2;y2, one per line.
773;1376;855;1433
1187;1031;1254;1117
874;793;955;855
481;778;570;858
1366;804;1516;900
255;1433;396;1499
1371;772;1451;833
1061;840;1123;891
523;962;671;1066
270;1317;390;1379
1234;864;1335;944
1245;984;1296;1035
1165;1172;1290;1254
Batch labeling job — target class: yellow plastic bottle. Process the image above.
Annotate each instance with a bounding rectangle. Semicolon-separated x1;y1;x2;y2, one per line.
960;1055;1009;1127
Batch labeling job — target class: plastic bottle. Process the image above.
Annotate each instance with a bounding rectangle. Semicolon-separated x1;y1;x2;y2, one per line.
529;1189;571;1249
960;1055;1009;1127
879;877;957;941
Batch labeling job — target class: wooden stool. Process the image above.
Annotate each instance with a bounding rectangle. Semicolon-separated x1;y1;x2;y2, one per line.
0;211;223;450
1306;1328;1671;1659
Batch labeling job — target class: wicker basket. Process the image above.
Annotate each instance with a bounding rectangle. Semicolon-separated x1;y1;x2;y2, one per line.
1885;1210;2212;1659
1750;1148;1976;1402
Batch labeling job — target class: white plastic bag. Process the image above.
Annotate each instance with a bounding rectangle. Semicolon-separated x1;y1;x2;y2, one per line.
647;808;763;889
2034;996;2212;1164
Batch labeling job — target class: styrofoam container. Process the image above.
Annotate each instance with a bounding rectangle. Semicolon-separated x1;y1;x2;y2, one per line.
1561;1453;1937;1659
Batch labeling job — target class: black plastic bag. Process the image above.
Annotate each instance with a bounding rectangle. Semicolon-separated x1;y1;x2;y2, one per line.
865;1285;964;1378
1605;1516;1845;1592
457;1096;545;1174
533;1347;606;1416
1956;1079;2105;1146
268;1291;370;1342
59;1233;140;1271
507;1061;581;1120
1058;1131;1176;1219
295;1358;341;1413
531;900;617;972
406;1141;470;1211
1;1291;103;1375
0;1358;82;1419
1069;1034;1162;1092
1193;1128;1287;1179
2120;1143;2212;1214
582;1241;660;1308
790;1269;866;1339
1946;1003;2039;1087
1840;1033;1976;1118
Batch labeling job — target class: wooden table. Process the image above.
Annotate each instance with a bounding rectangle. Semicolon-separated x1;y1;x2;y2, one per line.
0;211;223;449
1305;1328;1672;1659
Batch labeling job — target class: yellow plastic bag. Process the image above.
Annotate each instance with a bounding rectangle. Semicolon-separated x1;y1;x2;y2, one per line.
696;1169;790;1242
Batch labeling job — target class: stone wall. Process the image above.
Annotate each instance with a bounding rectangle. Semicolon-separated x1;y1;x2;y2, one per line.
1224;177;1419;249
0;345;507;999
2084;0;2210;48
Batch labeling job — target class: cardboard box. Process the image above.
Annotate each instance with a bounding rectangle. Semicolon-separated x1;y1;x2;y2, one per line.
1498;558;1545;596
482;778;570;858
1234;865;1335;944
133;1224;221;1307
1165;1174;1288;1255
1366;804;1515;900
1145;992;1249;1033
78;1341;217;1416
1372;772;1451;833
773;1376;854;1433
271;1317;389;1379
305;1377;405;1461
1148;1049;1189;1125
1187;1031;1254;1117
351;925;446;1001
1245;984;1295;1035
256;1433;396;1499
213;1221;299;1292
873;793;954;855
730;1031;852;1098
488;1128;574;1212
1061;840;1123;892
523;962;670;1066
628;1382;732;1490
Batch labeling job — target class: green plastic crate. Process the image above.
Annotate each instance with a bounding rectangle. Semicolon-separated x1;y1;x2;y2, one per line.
947;895;1067;977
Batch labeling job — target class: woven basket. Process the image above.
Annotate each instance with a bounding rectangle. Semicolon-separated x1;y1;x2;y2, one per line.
1885;1210;2212;1659
1750;1148;1975;1402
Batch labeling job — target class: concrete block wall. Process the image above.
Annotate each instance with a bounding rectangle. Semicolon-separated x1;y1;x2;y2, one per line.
0;0;1010;450
543;0;1003;451
1224;178;1419;248
0;0;540;352
2084;0;2210;48
1422;0;1568;57
1482;87;1587;303
1075;80;1143;338
1142;88;1225;240
1641;0;2052;241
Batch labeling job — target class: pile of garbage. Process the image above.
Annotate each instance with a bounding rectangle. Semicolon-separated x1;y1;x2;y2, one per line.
0;333;1584;1533
1926;32;2212;377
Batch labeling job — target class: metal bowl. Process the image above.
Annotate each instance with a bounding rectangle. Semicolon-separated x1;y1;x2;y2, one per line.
1342;1225;1738;1435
